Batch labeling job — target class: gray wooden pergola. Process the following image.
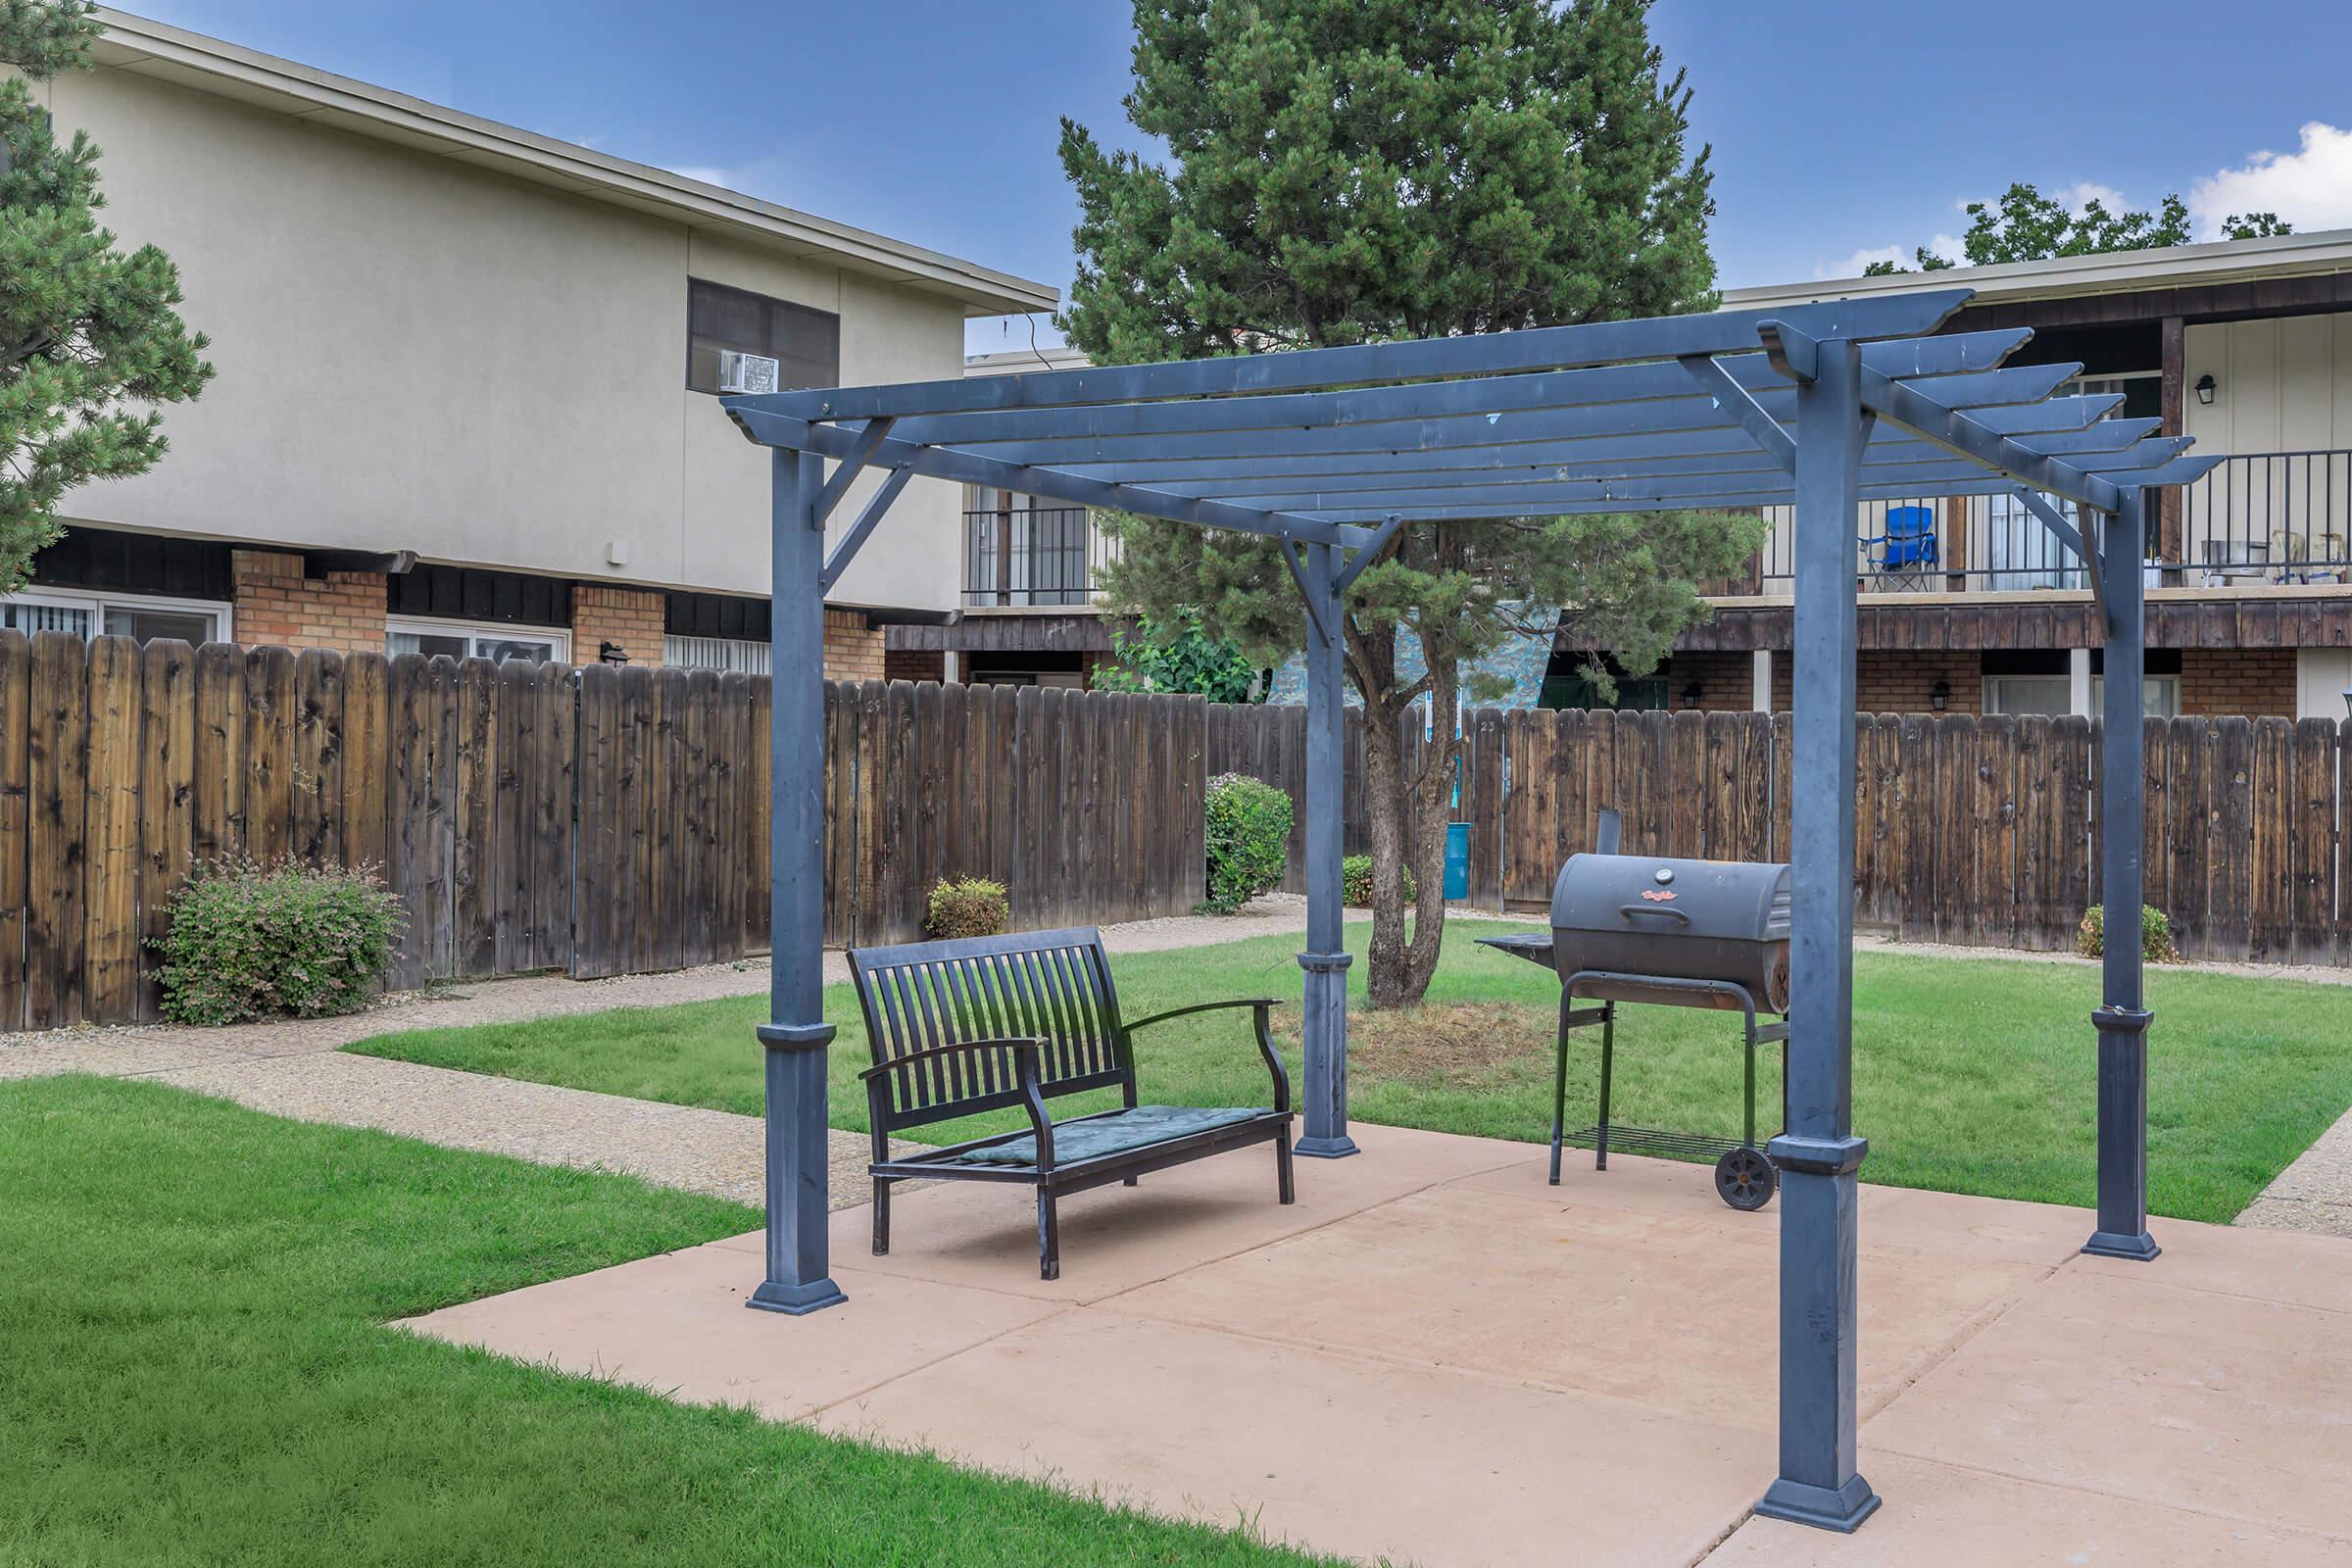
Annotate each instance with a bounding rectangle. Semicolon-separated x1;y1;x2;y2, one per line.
722;286;2213;1534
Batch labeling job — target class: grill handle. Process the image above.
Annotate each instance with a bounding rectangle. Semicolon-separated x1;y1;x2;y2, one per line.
1616;903;1690;926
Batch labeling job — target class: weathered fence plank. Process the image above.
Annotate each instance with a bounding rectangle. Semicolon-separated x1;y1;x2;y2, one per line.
25;631;87;1028
81;636;141;1023
136;638;194;1019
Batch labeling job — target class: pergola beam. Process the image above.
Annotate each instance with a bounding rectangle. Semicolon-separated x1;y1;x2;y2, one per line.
1045;416;2161;490
838;359;2076;453
1860;367;2122;514
727;404;1360;549
936;392;2126;472
737;291;1980;422
1161;435;2192;504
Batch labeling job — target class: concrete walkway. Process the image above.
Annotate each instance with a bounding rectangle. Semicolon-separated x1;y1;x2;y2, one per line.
407;1123;2352;1568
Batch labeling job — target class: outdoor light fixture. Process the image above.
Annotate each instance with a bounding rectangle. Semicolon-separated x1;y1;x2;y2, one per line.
2341;682;2351;719
599;641;630;666
2195;373;2218;406
1681;680;1704;709
1930;678;1950;711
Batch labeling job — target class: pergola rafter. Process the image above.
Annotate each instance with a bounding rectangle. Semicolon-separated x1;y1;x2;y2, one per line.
723;287;2214;1537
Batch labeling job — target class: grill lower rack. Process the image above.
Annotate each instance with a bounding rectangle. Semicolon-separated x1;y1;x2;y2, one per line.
1562;1123;1752;1163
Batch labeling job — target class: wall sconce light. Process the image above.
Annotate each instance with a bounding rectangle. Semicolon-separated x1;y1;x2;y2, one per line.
599;641;630;666
1930;678;1950;711
2341;683;2351;719
2194;373;2217;406
1680;680;1703;709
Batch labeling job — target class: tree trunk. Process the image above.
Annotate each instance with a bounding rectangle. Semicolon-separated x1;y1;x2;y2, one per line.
1360;703;1411;1005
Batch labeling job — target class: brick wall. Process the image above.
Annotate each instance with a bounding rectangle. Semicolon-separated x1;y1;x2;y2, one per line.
1856;652;1981;716
229;549;386;654
883;648;944;684
1666;650;1788;711
823;608;886;682
2180;647;2295;717
572;585;665;668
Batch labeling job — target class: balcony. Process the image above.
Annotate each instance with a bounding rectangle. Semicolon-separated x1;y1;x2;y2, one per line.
1728;449;2352;597
961;504;1116;609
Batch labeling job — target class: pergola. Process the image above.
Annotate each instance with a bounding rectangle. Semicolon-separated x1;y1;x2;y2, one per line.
722;286;2214;1534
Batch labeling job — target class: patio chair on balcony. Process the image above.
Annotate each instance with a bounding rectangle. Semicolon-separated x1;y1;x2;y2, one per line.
1859;505;1938;591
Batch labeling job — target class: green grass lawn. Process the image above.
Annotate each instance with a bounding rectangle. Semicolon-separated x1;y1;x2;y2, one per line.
0;1074;1339;1567
355;922;2352;1225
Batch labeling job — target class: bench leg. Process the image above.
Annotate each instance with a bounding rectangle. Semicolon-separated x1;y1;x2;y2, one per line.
1276;1124;1296;1205
871;1177;891;1256
1036;1189;1061;1282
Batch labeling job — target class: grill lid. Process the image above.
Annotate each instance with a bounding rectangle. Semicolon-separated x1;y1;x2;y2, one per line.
1550;854;1791;942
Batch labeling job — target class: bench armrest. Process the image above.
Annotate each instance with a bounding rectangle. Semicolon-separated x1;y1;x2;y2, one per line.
858;1036;1045;1083
1123;999;1290;1115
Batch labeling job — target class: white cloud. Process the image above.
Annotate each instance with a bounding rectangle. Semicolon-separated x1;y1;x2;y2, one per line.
2189;122;2352;237
2059;181;2130;213
1815;233;1966;280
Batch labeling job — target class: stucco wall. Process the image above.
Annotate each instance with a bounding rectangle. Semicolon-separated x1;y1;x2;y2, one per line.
43;62;965;609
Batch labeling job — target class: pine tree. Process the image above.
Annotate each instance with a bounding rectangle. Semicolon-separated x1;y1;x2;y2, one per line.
0;0;211;591
1059;0;1759;1005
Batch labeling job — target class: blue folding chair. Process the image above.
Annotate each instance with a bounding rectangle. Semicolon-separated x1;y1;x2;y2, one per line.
1859;505;1938;588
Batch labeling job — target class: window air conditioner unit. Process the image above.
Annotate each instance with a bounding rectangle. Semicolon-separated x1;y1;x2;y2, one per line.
717;350;780;395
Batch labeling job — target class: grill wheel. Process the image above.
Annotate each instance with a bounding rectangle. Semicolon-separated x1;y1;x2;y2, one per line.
1713;1147;1779;1211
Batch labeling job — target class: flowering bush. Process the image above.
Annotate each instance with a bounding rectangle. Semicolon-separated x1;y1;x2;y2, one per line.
152;858;404;1025
924;877;1009;940
1204;772;1293;913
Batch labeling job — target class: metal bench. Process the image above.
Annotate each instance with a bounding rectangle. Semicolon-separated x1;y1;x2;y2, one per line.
849;925;1295;1280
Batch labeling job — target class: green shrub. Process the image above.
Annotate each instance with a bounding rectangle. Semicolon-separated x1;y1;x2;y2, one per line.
1341;854;1415;907
924;877;1009;940
2076;904;2180;963
1203;772;1293;913
152;858;404;1025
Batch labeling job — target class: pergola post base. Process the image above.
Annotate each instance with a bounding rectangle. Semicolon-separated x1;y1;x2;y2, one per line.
1296;950;1356;1158
2082;1230;2162;1262
748;1277;849;1316
1756;1474;1884;1535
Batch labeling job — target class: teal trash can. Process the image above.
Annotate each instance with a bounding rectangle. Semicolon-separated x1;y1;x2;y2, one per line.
1443;821;1470;901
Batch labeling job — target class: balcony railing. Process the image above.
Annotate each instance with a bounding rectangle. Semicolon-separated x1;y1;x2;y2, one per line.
1731;449;2352;596
962;505;1117;608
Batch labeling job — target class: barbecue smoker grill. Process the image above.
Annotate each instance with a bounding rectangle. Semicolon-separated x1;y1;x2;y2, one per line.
1480;810;1792;1210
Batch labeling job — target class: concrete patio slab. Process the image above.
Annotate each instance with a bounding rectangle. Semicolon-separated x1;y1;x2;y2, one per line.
814;1308;1766;1568
405;1122;2352;1567
1708;1451;2352;1566
404;1238;1066;1420
793;1120;1524;1303
1104;1180;2044;1424
1867;1260;2352;1539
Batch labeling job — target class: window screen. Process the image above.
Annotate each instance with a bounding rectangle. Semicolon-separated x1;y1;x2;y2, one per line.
686;279;841;394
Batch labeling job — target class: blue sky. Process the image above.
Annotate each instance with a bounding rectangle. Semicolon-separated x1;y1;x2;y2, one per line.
132;1;2352;353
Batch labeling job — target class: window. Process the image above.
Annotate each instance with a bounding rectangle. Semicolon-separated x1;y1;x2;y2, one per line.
386;616;567;664
0;588;226;645
1984;674;2072;716
664;634;769;675
686;279;840;394
2092;675;2180;718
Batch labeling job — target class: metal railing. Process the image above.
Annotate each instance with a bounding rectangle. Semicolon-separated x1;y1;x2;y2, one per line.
2180;449;2351;586
961;505;1117;608
1734;449;2352;595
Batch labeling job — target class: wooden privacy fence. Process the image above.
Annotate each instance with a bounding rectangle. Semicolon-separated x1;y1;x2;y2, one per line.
1207;703;2352;966
0;633;1206;1031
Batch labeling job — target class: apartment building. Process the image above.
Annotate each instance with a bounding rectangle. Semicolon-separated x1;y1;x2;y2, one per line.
15;9;1055;677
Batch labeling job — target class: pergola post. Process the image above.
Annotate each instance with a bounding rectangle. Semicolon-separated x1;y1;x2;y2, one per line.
750;444;847;1316
2084;488;2159;1261
1295;537;1356;1158
1757;334;1880;1533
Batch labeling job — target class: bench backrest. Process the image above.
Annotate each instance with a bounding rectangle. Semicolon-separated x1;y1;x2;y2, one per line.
847;926;1135;1132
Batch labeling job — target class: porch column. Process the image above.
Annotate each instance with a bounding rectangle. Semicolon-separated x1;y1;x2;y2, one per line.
1295;537;1356;1158
2084;489;2160;1261
1756;334;1881;1533
751;445;848;1316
